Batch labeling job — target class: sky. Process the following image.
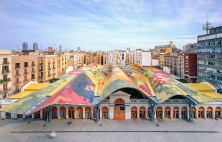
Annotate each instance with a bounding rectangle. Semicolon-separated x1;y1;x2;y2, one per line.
0;0;222;51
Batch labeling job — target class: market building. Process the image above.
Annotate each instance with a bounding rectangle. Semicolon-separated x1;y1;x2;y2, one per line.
0;63;222;121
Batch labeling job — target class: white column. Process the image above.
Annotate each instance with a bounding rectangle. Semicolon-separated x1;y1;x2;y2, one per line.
109;106;114;119
14;113;17;119
162;107;165;119
196;108;198;119
91;107;94;119
171;107;173;119
32;113;34;119
187;107;189;119
66;106;69;119
137;107;140;119
125;105;131;119
40;110;43;119
74;107;77;119
179;107;181;119
154;109;156;119
213;107;215;119
146;107;148;119
57;107;60;119
83;107;85;119
23;114;26;119
100;107;102;119
204;108;207;119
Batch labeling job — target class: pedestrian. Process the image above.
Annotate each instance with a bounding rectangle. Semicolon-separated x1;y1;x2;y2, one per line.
50;131;56;139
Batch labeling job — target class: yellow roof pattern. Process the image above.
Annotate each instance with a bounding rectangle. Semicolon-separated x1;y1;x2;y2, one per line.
201;92;222;99
8;91;35;99
24;83;49;91
186;83;215;92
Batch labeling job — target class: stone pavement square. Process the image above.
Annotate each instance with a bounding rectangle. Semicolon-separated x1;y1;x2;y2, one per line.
0;119;222;142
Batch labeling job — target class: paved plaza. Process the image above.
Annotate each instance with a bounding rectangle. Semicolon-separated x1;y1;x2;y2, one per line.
0;119;222;142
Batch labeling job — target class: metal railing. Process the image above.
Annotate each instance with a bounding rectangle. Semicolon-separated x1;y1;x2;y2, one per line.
14;81;21;86
15;73;21;77
2;61;10;65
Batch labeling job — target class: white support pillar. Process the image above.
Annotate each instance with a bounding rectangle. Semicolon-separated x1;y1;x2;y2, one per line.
14;113;17;119
57;107;60;119
187;107;189;119
179;107;181;119
213;108;215;119
74;107;77;119
204;108;207;119
146;107;148;119
162;107;165;119
91;107;94;119
23;113;26;119
40;110;43;119
171;107;173;119
137;108;140;119
100;107;102;119
32;113;34;119
83;107;85;119
66;107;69;119
109;106;114;120
196;108;198;119
154;109;156;119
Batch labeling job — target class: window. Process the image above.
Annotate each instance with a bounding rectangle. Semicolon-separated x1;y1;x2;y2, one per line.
24;62;28;67
15;63;20;69
185;56;188;59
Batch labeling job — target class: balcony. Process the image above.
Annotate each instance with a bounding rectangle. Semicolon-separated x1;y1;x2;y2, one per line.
48;74;51;77
53;73;56;75
2;70;10;75
40;63;43;66
24;72;29;76
15;66;20;70
2;61;10;65
14;81;21;86
31;64;35;67
31;70;36;74
53;67;56;70
24;66;28;69
31;77;36;80
0;88;11;94
39;69;43;72
0;78;11;84
23;79;29;83
48;68;51;70
53;61;55;64
48;62;51;64
14;73;21;78
38;76;43;79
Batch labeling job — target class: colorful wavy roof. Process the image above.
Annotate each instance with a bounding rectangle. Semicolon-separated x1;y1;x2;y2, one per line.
0;63;216;115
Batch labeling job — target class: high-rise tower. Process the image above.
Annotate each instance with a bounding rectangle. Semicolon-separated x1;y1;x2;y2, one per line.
23;42;28;50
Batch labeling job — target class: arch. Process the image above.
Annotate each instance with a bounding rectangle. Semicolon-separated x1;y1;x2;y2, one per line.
156;107;163;119
77;107;83;119
181;107;187;119
190;107;196;118
215;107;221;119
148;108;151;119
115;98;125;104
68;107;74;119
198;107;204;118
165;107;171;118
85;107;91;119
131;106;137;118
34;111;40;118
60;106;66;119
139;106;146;119
52;106;58;119
173;107;179;119
102;107;108;119
207;107;213;118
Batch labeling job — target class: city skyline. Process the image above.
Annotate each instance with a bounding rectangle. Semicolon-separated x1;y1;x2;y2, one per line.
1;0;222;51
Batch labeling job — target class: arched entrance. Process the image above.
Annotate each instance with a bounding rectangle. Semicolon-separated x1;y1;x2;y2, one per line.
85;107;91;119
139;107;146;119
102;107;108;119
165;107;171;118
6;112;11;119
17;114;23;118
173;107;179;118
52;107;58;119
156;107;162;119
148;108;151;119
77;107;83;119
215;107;221;119
68;107;74;119
181;107;187;119
60;106;66;119
34;111;40;118
131;107;137;118
198;107;204;118
114;98;125;120
207;107;212;118
191;107;196;118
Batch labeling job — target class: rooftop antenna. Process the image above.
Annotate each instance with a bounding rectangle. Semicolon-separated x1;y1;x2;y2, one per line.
202;12;212;34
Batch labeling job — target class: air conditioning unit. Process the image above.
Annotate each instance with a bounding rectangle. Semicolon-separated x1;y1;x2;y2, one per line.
210;51;212;53
218;51;221;53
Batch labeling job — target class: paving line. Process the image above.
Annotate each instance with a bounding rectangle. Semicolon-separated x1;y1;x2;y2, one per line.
10;130;220;133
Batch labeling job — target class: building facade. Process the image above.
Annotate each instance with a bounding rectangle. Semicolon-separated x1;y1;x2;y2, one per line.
197;25;222;92
0;50;12;100
23;42;28;50
184;53;197;82
33;42;38;50
11;55;38;94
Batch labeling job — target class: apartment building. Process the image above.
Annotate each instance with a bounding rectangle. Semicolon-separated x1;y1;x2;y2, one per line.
129;50;151;66
184;53;197;82
11;55;38;94
107;50;126;66
102;51;107;65
38;55;57;83
178;56;184;79
157;53;165;69
197;24;222;91
0;50;12;100
183;43;197;53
